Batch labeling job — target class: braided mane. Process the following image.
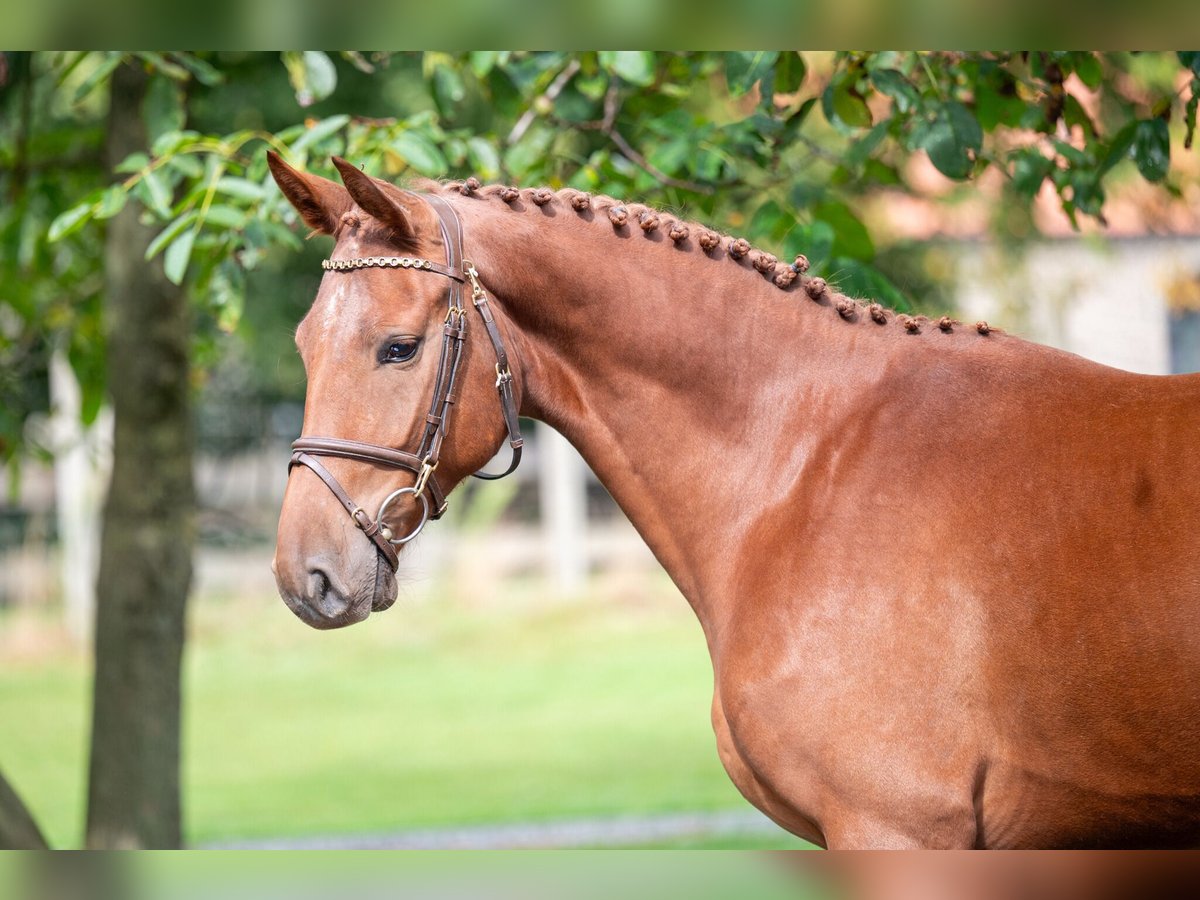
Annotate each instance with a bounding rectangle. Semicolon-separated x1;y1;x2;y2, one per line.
431;178;993;338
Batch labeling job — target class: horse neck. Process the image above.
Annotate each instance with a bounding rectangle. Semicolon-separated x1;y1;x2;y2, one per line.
451;190;908;622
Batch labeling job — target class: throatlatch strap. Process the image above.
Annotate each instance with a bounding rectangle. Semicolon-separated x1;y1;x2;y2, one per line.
470;283;524;479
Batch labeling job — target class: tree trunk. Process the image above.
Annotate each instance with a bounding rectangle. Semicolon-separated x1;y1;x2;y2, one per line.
84;61;194;849
0;769;48;849
27;854;132;900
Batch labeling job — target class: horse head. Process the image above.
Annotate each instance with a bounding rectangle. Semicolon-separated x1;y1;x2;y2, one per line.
267;154;521;628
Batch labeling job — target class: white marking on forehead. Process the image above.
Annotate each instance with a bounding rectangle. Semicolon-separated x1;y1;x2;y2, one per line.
320;233;362;337
321;276;349;336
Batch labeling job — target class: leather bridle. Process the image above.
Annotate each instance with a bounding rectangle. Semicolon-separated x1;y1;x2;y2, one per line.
288;193;523;571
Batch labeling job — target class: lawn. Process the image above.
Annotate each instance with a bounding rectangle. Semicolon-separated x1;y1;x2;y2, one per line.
0;565;811;849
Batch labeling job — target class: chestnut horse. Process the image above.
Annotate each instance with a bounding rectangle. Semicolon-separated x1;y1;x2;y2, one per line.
267;153;1200;849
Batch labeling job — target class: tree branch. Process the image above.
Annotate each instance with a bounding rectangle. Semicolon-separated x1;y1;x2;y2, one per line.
587;83;714;195
507;58;582;145
606;126;714;195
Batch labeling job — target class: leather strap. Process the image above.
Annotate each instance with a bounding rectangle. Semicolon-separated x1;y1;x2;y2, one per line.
290;437;448;514
291;451;399;570
470;281;524;479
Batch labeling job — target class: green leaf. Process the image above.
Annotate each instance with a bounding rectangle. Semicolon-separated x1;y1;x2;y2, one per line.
290;114;350;154
134;51;191;81
1068;170;1104;217
1063;95;1095;137
145;211;199;260
870;69;919;114
598;51;656;87
784;220;834;267
1185;81;1199;150
919;101;982;180
1010;148;1054;196
863;158;901;185
1178;51;1200;78
115;151;150;174
92;185;128;220
163;226;197;285
466;137;501;181
172;53;223;85
470;51;500;78
47;201;95;242
167;154;204;179
783;97;819;137
646;138;690;177
553;83;600;123
392;130;448;176
140;167;173;218
845;121;890;168
151;129;193;158
214;177;266;201
433;64;466;110
824;80;872;129
575;72;609;101
503;123;554;179
1098;121;1137;176
200;204;246;229
1052;138;1088;168
748;200;797;244
1073;53;1103;89
975;85;1025;131
774;52;807;95
73;52;124;103
724;51;779;96
813;200;874;261
283;50;338;107
1132;118;1170;182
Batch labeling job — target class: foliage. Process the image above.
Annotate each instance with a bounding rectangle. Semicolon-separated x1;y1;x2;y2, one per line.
3;51;1198;464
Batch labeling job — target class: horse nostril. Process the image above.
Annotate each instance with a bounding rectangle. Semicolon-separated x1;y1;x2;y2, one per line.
306;566;352;619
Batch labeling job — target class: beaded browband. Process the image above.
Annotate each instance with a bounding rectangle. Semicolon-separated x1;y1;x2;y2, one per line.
321;255;463;282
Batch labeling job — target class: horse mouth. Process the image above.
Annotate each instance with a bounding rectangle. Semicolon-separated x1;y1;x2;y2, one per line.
371;551;399;612
273;547;398;629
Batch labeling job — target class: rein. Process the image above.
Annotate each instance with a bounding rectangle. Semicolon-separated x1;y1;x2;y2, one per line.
288;193;523;571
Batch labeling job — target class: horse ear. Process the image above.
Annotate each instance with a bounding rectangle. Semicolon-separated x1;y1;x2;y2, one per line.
266;151;349;235
330;156;419;246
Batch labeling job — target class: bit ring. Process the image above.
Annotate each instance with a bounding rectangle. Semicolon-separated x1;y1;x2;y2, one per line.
376;486;431;545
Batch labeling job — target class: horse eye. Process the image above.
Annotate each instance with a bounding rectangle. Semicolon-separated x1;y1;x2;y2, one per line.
382;339;419;363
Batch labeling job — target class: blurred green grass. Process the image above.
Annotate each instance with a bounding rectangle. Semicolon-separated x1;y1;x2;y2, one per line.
0;570;811;849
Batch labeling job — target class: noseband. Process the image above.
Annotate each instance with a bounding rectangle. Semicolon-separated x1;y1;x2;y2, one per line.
288;193;523;571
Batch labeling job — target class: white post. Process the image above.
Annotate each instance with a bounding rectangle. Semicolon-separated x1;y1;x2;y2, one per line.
538;427;587;594
48;350;110;642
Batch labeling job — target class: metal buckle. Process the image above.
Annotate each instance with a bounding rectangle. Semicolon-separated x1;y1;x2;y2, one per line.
413;459;437;498
495;363;512;388
463;260;486;301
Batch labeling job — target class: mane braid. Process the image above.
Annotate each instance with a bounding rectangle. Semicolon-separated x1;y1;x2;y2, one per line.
437;179;996;338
